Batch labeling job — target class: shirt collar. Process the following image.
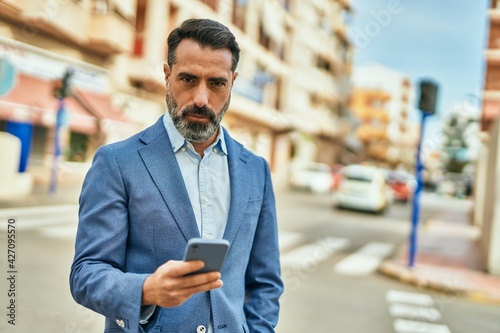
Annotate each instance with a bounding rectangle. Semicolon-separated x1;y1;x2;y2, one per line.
162;113;228;155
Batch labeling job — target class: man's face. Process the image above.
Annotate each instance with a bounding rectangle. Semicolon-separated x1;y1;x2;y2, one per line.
164;39;238;143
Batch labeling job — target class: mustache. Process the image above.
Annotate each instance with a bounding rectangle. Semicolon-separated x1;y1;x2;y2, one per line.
181;105;217;120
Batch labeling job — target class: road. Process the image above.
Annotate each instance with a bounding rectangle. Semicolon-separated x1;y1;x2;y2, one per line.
0;188;499;332
275;188;500;333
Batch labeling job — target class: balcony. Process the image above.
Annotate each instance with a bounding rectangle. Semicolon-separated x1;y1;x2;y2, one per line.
489;7;500;22
485;49;500;63
356;123;387;142
484;63;500;90
87;11;135;56
22;0;89;44
233;77;265;104
339;0;352;11
0;0;23;20
128;58;165;95
296;67;338;98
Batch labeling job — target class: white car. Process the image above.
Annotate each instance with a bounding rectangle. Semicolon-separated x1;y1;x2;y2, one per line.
288;163;333;194
332;164;392;213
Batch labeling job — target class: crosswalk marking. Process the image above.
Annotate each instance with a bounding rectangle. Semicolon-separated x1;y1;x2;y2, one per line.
333;242;394;275
37;224;78;239
278;231;306;252
0;204;78;230
389;303;442;322
393;319;451;333
0;205;78;218
387;290;450;333
280;237;350;269
386;290;435;306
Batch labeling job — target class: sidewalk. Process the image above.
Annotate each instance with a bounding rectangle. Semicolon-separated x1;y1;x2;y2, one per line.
0;180;82;209
379;197;500;305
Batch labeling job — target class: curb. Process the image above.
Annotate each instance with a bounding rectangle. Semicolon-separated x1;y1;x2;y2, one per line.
379;260;500;305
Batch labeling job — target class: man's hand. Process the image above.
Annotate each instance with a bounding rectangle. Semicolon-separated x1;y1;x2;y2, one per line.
141;260;223;308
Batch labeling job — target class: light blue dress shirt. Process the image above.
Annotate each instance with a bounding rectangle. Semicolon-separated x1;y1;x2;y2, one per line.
140;114;231;331
162;114;231;240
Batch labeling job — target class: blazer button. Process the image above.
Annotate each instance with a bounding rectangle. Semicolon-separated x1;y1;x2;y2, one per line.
196;325;206;333
115;319;125;328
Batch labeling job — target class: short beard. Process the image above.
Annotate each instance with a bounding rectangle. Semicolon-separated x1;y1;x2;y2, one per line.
166;88;230;143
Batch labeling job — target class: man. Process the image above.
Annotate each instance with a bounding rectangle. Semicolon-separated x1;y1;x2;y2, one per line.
70;18;283;333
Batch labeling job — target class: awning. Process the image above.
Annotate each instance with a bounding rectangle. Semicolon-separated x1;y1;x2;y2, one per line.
0;72;97;134
73;87;140;134
73;87;127;122
482;99;500;121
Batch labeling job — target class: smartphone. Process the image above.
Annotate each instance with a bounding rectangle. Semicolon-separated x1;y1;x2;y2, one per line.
183;238;230;275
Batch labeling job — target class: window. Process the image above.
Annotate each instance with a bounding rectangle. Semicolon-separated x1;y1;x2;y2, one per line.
29;125;49;167
232;0;247;31
67;131;89;162
133;0;146;56
317;55;331;72
165;4;179;60
259;22;271;49
93;0;108;13
200;0;218;11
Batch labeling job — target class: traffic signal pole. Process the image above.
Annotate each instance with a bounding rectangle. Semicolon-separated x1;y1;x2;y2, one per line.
408;79;438;268
49;68;73;194
408;111;430;268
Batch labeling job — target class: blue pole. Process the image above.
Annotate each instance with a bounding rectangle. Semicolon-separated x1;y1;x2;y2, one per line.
408;111;429;268
49;98;65;194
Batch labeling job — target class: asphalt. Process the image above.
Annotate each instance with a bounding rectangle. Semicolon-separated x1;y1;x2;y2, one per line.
2;179;500;305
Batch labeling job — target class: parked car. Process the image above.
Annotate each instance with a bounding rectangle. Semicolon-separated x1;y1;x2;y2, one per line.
387;170;416;203
331;164;392;213
330;164;344;191
289;162;333;194
436;172;468;198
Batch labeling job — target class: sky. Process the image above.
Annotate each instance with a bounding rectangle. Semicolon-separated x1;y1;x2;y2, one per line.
348;0;489;139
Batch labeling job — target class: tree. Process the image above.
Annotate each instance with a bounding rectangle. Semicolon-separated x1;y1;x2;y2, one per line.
441;101;480;174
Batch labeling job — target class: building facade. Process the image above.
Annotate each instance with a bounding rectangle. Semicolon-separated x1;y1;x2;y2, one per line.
477;0;500;275
350;63;419;170
0;0;353;191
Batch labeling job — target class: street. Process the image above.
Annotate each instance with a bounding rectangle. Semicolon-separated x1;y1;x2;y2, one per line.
0;188;499;332
276;189;500;333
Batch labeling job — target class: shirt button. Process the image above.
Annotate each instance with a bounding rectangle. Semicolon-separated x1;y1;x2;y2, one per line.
196;325;206;333
203;196;208;204
213;148;218;153
181;147;186;152
115;319;125;328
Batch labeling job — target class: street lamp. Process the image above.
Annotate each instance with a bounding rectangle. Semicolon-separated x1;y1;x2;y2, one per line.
49;68;73;194
408;79;438;268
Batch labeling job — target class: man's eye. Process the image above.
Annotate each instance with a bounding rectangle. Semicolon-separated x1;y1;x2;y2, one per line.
181;77;195;84
211;81;226;87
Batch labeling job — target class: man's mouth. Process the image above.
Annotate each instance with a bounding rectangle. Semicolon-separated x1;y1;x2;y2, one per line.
185;114;211;121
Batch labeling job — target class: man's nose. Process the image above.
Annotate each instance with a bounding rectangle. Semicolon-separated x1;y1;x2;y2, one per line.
193;84;209;108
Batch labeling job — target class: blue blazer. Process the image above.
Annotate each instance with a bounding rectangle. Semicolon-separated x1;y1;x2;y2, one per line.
70;117;283;333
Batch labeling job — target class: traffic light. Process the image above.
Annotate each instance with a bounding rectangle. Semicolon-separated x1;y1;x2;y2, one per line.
53;68;74;99
418;80;438;115
60;68;74;98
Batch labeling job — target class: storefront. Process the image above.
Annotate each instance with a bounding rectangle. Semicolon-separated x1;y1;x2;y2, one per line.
0;39;140;169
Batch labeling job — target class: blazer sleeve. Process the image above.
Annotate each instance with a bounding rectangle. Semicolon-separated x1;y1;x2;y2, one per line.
70;145;148;333
244;158;284;332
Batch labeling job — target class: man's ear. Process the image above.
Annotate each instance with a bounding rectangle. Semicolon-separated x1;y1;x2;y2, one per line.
163;64;171;83
231;72;238;86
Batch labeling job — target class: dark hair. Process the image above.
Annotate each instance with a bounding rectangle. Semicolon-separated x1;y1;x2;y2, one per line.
167;18;240;72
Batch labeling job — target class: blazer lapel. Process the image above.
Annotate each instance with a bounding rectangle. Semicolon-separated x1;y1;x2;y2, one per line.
223;129;251;244
138;118;200;241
